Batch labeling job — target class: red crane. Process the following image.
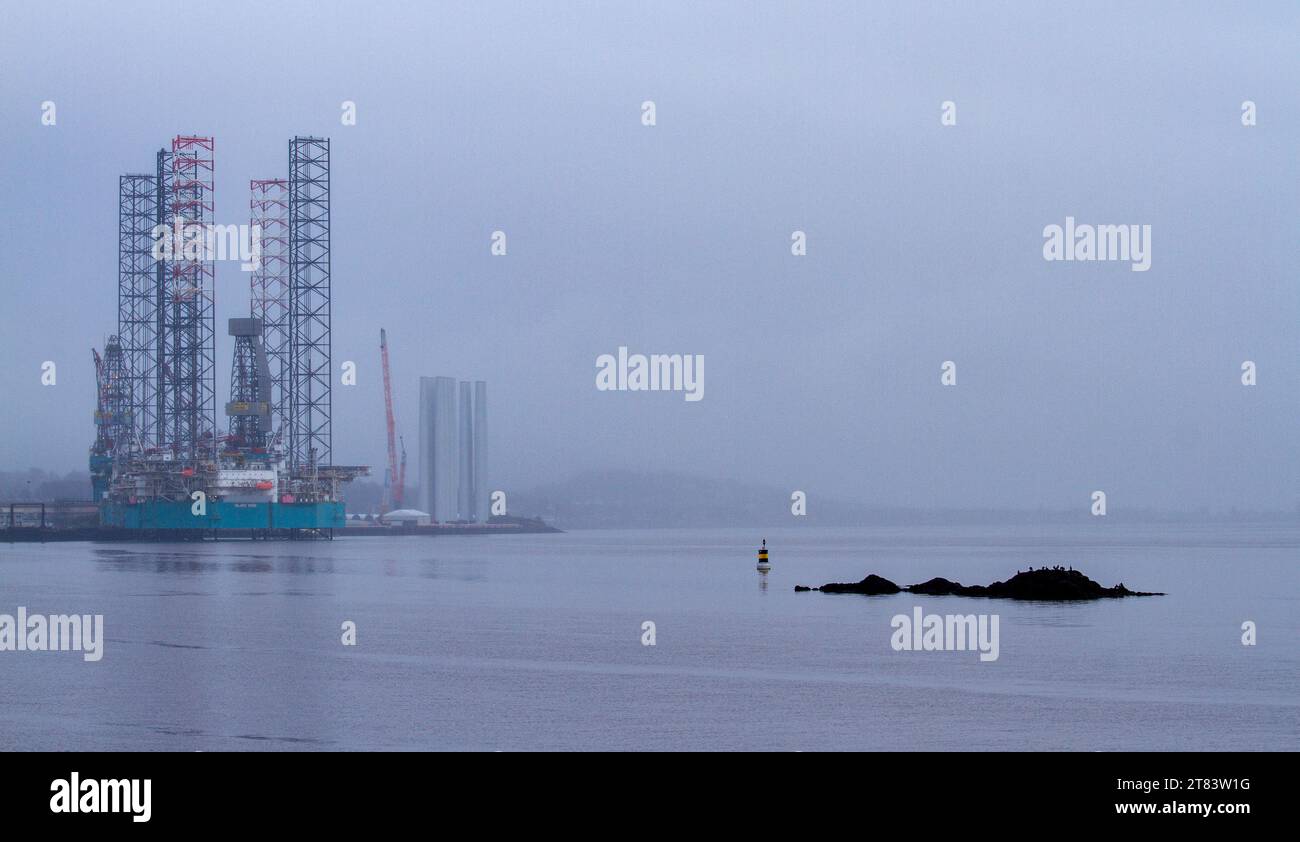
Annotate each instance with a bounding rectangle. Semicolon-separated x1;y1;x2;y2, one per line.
379;329;406;513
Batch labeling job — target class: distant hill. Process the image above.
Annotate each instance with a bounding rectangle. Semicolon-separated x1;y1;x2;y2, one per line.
506;470;1034;529
0;469;91;503
505;469;844;528
506;470;1300;530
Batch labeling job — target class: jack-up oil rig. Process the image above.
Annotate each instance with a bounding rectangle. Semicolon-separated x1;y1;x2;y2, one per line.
89;135;367;536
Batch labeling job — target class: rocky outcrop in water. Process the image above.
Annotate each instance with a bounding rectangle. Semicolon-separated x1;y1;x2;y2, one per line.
796;567;1162;600
796;573;901;595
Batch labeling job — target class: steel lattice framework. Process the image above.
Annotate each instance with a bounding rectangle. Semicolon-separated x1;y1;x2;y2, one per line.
117;174;156;450
153;148;172;457
250;178;291;447
93;337;131;456
97;133;367;517
227;321;271;451
288;137;331;474
163;136;217;466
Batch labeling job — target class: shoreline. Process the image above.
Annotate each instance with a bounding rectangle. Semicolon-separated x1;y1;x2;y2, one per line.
0;517;562;543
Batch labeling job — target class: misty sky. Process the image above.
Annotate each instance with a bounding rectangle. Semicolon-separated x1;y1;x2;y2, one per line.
0;1;1296;512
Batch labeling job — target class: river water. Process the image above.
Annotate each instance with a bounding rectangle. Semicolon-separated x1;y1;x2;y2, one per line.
1;524;1296;750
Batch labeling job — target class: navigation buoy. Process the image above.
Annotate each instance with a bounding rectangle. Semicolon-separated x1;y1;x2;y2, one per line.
757;538;770;572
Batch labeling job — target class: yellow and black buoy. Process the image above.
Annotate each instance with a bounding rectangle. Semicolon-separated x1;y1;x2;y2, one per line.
757;538;771;572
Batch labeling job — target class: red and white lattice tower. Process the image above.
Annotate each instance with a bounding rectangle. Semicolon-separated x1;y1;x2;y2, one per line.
250;178;290;448
164;135;217;466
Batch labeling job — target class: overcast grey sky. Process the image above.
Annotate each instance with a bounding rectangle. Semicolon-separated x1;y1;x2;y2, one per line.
0;1;1296;511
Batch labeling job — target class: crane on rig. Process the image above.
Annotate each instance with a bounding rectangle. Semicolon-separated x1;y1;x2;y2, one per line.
379;328;407;515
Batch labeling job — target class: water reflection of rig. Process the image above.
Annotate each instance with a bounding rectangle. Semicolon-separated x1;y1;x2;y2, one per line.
89;134;367;536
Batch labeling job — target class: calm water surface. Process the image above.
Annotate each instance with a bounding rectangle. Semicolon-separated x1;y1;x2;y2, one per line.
1;525;1296;750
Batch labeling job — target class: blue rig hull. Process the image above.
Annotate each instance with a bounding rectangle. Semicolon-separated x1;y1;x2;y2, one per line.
100;501;346;530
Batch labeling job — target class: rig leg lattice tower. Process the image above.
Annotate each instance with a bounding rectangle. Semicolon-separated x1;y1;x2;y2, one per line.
118;174;157;452
162;135;217;469
288;136;332;487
